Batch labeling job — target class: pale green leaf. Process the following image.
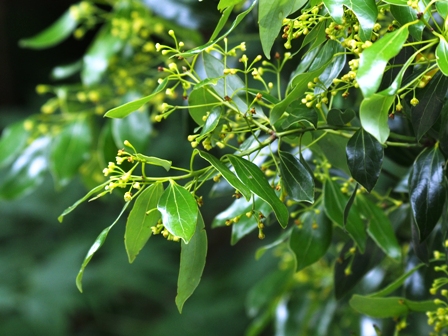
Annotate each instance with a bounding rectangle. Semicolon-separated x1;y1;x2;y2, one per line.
360;93;394;144
436;37;448;76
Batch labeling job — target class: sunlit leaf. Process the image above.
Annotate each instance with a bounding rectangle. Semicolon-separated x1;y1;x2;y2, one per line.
134;154;172;171
360;93;394;144
176;212;207;313
390;5;424;41
200;106;222;136
436;37;448;76
188;86;221;126
217;0;243;11
279;151;314;203
437;1;448;19
0;121;29;168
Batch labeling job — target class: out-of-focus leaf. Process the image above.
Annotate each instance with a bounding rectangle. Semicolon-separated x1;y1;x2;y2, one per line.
409;146;447;242
358;27;409;97
19;9;78;49
105;78;169;118
0;136;50;200
327;108;355;126
346;128;383;192
411;72;448;141
437;37;448;77
125;183;164;263
50;117;92;188
440;101;448;157
112;110;152;153
134;154;172;171
217;0;243;11
289;208;332;271
76;202;130;292
323;178;366;252
200;106;222;136
0;121;29;168
437;1;448;18
51;60;82;80
188;86;221;126
279;151;314;203
198;151;252;200
390;5;424;41
349;295;437;318
157;180;199;243
360;93;394;144
176;212;207;313
228;155;289;228
279;105;318;129
255;229;292;260
309;132;350;174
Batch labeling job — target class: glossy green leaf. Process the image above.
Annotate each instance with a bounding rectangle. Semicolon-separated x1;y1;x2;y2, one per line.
200;106;222;136
322;0;344;24
51;59;82;80
0;121;29;168
358;27;409;97
327;109;355;126
125;183;164;263
0;136;50;200
323;178;367;252
157;180;199;243
228;155;289;228
346;128;383;192
76;202;130;292
112;111;151;153
357;195;401;260
390;5;425;41
217;0;243;11
82;25;123;86
409;146;447;242
344;184;358;228
360;93;394;144
350;295;437;318
289;209;332;271
436;37;448;76
134;154;172;171
380;48;418;95
279;151;314;203
198;151;252;200
188;86;221;126
382;0;407;5
211;6;234;41
50;117;92;188
314;48;346;94
302;21;328;52
176;212;207;313
411;71;448;141
105;78;169;118
437;1;448;18
19;9;78;49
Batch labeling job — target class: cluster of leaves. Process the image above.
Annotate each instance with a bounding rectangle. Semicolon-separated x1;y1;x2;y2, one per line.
2;0;448;334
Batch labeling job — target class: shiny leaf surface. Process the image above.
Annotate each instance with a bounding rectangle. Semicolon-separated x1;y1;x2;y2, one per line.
360;93;394;144
390;5;424;41
188;86;221;126
112;111;151;153
436;37;448;76
279;151;314;203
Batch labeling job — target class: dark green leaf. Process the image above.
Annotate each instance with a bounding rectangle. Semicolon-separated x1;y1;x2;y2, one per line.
50;117;92;188
289;209;332;271
188;86;221;126
112;111;151;153
349;295;437;318
279;151;314;203
105;78;169;118
358;27;409;97
125;183;164;263
323;178;367;252
409;146;447;242
228;155;289;228
390;5;425;41
291;45;322;77
346;128;384;192
76;202;130;292
134;154;172;171
436;37;448;76
360;93;394;144
176;212;208;313
357;195;401;260
19;9;78;49
0;136;50;200
157;180;199;243
51;59;82;80
309;132;350;174
411;218;429;264
314;44;346;94
198;151;252;200
411;71;448;141
344;184;358;228
200;106;222;136
0;121;29;168
440;100;448;157
327;108;355;126
280;105;318;129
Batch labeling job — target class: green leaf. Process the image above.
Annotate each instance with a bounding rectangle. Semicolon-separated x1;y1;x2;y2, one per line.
302;21;328;52
279;104;318;129
51;59;82;80
344;184;358;228
314;43;346;94
188;86;221;126
289;209;332;271
125;183;164;263
357;195;401;260
360;93;394;144
175;212;208;313
390;5;425;41
50;117;92;188
134;154;172;171
382;0;407;5
322;0;344;24
323;178;367;252
0;121;30;168
76;202;130;292
82;25;124;86
349;295;437;318
436;37;448;76
437;1;448;19
411;71;448;141
197;151;252;200
157;180;199;244
346;128;383;192
211;6;234;41
105;78;169;118
440;101;448;157
357;27;409;97
200;106;222;136
228;155;289;228
279;151;314;203
0;136;50;200
327;108;355;126
255;229;292;260
19;9;78;49
112;110;152;153
409;146;447;242
309;132;350;175
217;0;243;11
